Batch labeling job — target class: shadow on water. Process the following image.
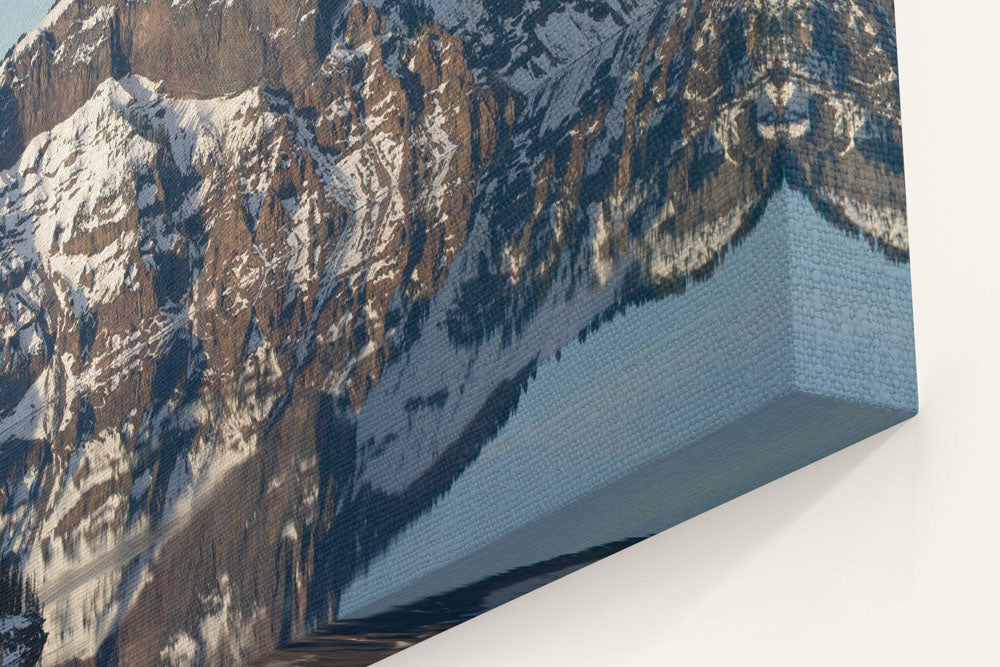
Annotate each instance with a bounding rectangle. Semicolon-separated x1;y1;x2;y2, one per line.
254;536;644;666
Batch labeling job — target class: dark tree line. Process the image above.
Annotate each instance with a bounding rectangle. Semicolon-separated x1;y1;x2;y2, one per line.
1;552;47;666
0;554;40;617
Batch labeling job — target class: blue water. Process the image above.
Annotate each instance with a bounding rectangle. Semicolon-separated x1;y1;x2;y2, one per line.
340;185;917;616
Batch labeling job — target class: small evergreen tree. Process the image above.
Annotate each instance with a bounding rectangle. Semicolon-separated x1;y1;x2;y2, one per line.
24;575;41;614
0;553;42;616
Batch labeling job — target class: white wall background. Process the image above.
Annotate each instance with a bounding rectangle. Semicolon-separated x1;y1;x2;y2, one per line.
385;2;1000;665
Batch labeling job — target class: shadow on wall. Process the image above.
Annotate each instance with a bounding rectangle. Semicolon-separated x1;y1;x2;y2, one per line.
254;421;911;667
254;537;644;667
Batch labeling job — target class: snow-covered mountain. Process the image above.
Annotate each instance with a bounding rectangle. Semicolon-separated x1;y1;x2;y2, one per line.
0;1;906;664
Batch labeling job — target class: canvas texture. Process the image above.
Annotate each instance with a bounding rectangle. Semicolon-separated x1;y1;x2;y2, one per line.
0;1;915;665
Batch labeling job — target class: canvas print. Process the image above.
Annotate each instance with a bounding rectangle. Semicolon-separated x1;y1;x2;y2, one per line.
0;1;916;665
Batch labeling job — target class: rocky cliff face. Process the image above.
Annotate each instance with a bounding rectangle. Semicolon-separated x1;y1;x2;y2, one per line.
0;1;906;664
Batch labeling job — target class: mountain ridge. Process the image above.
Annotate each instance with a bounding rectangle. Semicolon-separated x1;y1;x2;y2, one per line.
0;1;908;664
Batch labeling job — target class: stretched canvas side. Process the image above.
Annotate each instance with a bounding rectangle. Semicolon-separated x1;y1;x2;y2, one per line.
0;1;916;665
